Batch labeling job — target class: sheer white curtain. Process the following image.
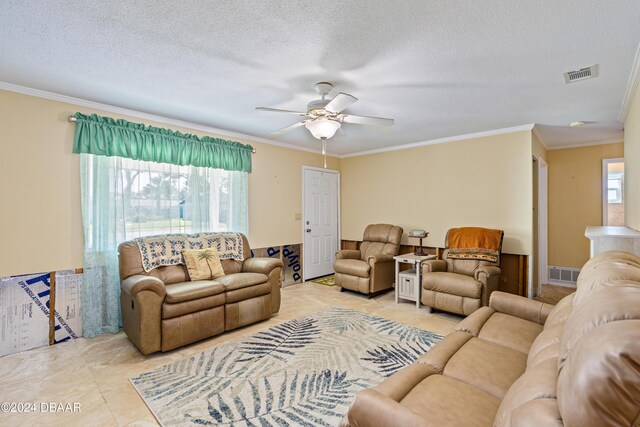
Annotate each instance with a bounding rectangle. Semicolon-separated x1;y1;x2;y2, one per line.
80;154;248;337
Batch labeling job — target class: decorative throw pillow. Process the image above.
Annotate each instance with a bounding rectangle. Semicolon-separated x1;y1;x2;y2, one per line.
182;248;225;281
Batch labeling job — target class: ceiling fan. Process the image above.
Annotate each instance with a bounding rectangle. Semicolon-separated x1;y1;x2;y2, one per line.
256;82;394;164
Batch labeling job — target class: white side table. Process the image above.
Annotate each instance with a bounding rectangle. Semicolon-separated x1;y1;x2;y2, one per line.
394;253;437;308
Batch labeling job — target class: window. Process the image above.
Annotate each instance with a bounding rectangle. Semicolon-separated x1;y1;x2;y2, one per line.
607;174;623;204
82;154;248;248
602;158;624;226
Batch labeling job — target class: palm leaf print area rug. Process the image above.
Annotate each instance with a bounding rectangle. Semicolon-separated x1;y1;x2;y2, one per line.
130;307;442;426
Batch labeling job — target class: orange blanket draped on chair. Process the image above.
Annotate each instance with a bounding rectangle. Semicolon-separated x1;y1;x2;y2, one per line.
447;227;504;263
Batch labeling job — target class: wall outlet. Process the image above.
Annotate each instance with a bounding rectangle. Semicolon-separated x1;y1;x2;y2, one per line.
294;213;302;220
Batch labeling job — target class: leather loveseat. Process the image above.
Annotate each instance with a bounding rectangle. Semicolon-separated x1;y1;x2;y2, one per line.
118;233;283;355
344;250;640;427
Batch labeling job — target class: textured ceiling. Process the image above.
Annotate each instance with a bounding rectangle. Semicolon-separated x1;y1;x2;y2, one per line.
1;1;639;154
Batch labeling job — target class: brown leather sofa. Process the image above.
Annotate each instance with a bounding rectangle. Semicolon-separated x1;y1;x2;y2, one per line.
422;228;503;316
118;233;283;355
344;250;640;427
334;224;403;297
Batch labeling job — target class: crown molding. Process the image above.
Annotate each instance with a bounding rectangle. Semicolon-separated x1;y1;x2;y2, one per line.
545;138;624;151
0;81;341;157
339;124;536;158
531;125;550;150
619;41;640;122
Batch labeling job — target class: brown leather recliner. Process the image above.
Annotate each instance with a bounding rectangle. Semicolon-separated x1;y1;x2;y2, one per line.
344;250;640;427
334;224;403;297
118;233;283;355
422;228;503;316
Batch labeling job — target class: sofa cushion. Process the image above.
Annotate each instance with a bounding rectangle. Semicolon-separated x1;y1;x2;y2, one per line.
423;272;481;298
417;331;473;372
573;261;640;307
445;257;492;278
215;272;269;291
164;280;225;303
527;323;563;368
422;290;481;316
371;363;440;401
225;282;272;304
477;313;542;354
557;320;640;427
443;338;527;399
543;293;575;329
400;374;500;427
509;399;563;427
493;358;558;427
579;250;640;276
333;259;371;278
359;224;402;260
162;293;226;319
559;281;640;368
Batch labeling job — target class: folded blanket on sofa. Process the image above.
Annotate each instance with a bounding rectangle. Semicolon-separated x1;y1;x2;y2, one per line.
134;232;244;272
447;227;503;263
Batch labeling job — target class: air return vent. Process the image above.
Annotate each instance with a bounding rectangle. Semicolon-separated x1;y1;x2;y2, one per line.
548;266;580;285
564;65;598;83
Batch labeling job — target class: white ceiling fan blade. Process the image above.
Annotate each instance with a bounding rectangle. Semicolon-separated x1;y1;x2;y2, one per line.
342;114;394;127
272;121;307;134
256;107;307;116
324;93;358;113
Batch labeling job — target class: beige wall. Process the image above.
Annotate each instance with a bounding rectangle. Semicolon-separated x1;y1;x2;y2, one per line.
340;131;534;255
0;89;339;277
547;142;624;268
625;84;640;230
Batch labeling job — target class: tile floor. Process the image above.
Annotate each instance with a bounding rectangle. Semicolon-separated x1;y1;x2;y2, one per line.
533;284;576;305
0;282;462;426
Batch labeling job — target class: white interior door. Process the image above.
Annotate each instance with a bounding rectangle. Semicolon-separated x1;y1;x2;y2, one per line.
303;166;340;281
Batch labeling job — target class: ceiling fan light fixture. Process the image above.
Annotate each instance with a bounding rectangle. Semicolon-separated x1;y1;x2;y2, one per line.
305;117;341;140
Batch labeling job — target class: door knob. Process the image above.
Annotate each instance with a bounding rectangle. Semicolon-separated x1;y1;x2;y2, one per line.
306;228;311;232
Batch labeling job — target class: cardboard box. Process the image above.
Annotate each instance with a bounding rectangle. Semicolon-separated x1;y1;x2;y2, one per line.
0;273;52;356
53;270;83;343
282;244;302;286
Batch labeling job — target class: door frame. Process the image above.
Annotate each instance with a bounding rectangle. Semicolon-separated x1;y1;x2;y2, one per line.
301;165;341;282
537;156;549;295
602;158;624;226
530;155;548;298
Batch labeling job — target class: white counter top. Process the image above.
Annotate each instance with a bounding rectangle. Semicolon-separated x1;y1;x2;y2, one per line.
585;226;640;257
585;226;640;238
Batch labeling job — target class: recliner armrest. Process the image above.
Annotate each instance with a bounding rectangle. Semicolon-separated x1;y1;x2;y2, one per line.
489;291;554;325
422;259;447;273
367;254;394;265
242;257;284;275
474;265;501;282
336;249;361;260
121;275;166;299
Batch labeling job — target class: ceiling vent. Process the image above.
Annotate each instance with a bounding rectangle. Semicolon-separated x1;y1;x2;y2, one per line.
564;65;598;84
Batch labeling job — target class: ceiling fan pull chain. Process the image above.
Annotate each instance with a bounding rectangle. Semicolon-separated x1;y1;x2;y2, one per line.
322;138;327;168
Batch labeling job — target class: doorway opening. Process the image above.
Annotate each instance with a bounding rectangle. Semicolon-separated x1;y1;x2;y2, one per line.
602;158;625;226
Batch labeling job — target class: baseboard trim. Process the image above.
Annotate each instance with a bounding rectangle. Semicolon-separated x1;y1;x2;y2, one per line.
546;280;577;288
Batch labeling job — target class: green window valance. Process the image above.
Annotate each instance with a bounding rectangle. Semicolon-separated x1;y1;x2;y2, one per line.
72;112;253;172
